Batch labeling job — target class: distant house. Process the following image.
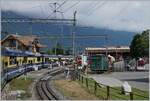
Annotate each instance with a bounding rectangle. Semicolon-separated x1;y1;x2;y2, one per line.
85;46;130;60
1;34;46;53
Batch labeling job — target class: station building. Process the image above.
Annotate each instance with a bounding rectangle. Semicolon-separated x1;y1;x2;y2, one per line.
1;34;47;70
85;46;130;61
1;34;46;53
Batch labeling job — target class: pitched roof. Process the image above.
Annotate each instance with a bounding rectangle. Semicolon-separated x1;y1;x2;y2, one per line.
16;35;37;46
1;34;46;48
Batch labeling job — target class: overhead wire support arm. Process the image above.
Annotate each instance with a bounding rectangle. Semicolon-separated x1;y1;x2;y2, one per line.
47;1;67;19
37;35;108;39
1;18;74;23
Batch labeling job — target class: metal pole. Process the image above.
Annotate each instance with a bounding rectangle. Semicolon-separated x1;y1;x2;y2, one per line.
60;12;64;55
130;92;133;100
82;75;83;83
54;2;57;19
107;86;110;99
25;58;27;80
16;33;18;49
105;35;108;56
86;78;88;88
53;2;57;55
94;81;97;94
30;22;32;35
72;32;75;57
72;11;77;59
55;38;57;55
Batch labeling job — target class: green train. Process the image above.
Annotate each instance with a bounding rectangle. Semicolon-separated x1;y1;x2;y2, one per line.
88;54;109;71
76;54;109;72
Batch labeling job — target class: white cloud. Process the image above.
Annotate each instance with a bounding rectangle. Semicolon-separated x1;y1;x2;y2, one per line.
1;0;150;32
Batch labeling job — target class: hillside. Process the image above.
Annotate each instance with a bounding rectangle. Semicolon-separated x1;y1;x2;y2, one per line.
1;11;136;52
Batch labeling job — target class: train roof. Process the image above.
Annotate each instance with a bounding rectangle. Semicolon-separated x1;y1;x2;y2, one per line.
1;47;41;57
1;47;73;58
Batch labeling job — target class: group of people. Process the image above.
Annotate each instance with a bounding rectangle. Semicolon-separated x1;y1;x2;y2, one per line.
48;59;67;69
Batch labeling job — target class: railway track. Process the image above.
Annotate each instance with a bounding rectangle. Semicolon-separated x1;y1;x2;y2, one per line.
36;67;63;100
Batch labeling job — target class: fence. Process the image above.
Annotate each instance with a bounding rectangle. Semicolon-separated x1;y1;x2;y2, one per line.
113;59;149;72
76;72;149;100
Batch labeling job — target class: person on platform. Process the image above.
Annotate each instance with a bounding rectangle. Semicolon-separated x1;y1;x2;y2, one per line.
108;54;115;71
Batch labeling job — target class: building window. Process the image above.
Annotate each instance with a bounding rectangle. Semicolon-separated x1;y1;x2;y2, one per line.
9;40;16;47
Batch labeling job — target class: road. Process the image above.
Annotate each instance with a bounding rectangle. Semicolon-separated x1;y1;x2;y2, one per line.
90;71;149;91
106;72;149;91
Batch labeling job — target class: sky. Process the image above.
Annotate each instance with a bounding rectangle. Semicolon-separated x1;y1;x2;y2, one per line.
1;0;150;32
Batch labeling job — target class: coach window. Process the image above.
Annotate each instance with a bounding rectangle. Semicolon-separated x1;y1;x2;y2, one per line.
20;59;22;65
5;62;8;67
37;57;40;62
9;56;16;65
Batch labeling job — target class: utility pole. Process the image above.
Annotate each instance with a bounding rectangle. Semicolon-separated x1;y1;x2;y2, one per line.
53;2;58;56
51;2;64;56
54;2;57;19
30;22;32;35
72;11;77;59
105;34;108;56
16;33;18;50
55;38;57;55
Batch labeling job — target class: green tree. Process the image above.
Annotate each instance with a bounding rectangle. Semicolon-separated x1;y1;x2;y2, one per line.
130;29;149;59
45;50;53;55
65;48;72;55
52;42;64;55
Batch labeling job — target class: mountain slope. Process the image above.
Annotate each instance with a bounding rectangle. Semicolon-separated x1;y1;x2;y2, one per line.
1;11;136;51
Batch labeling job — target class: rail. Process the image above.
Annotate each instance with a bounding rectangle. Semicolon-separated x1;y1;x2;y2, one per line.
36;68;63;100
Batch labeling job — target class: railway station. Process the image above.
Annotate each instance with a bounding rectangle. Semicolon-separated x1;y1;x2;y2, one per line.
1;0;149;100
85;46;130;61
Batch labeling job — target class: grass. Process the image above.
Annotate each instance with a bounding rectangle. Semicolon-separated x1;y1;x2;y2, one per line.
53;79;99;100
78;74;149;100
9;76;34;99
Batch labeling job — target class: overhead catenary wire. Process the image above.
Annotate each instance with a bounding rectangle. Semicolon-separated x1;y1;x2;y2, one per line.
85;1;101;15
40;1;68;55
86;1;107;16
109;2;129;47
2;1;108;49
46;0;68;19
63;1;80;13
56;0;68;11
39;5;47;18
34;35;108;39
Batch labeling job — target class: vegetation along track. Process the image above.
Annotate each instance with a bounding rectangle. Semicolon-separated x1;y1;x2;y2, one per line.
36;68;64;100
